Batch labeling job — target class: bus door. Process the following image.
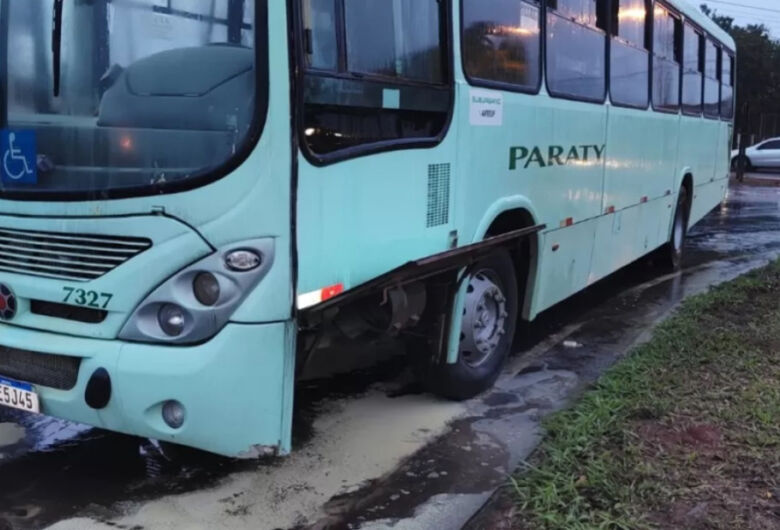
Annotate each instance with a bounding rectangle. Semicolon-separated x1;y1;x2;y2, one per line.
293;0;459;300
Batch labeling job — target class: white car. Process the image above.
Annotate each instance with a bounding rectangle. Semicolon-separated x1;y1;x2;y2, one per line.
731;138;780;171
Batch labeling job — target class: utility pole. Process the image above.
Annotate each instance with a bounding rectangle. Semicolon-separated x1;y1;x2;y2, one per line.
736;101;750;182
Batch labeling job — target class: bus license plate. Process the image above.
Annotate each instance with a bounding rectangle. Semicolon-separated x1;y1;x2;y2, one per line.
0;377;39;413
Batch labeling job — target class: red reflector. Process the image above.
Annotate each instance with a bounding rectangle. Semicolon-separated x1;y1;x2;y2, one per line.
641;196;648;203
563;217;573;227
321;284;344;301
552;244;560;252
605;206;615;214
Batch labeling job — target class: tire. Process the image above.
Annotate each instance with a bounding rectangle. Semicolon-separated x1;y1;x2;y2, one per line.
424;249;518;401
732;155;753;172
658;186;689;271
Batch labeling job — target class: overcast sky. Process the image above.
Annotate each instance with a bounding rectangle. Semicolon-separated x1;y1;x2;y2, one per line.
697;0;780;38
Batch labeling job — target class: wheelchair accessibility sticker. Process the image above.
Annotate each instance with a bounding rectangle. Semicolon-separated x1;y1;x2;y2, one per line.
1;130;37;184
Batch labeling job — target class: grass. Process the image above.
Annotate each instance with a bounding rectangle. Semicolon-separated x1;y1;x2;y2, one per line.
505;261;780;529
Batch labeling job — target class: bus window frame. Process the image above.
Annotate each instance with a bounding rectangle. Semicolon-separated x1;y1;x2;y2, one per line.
702;36;722;120
720;50;735;122
293;0;456;167
0;0;270;203
681;19;704;117
544;0;609;105
650;0;682;115
459;0;544;96
608;0;652;111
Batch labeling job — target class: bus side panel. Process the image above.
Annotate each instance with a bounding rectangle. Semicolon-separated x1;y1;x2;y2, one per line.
679;116;719;187
682;118;730;227
603;107;678;211
296;140;459;296
455;88;607;315
688;121;730;225
589;196;672;285
690;180;728;226
590;107;679;283
536;220;597;309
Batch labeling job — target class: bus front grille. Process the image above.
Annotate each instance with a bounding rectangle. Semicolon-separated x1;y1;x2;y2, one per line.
0;227;151;282
0;346;81;391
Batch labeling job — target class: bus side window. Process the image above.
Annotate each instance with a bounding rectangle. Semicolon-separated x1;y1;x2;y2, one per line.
462;0;542;91
682;22;703;115
720;53;734;120
652;5;681;111
703;39;720;118
546;0;608;102
301;0;339;71
609;0;649;108
300;0;452;157
344;0;443;83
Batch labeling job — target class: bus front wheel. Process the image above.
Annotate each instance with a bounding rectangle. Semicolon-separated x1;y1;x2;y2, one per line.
425;249;518;401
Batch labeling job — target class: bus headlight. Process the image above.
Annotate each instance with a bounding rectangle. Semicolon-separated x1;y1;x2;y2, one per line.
158;304;186;336
119;239;274;344
193;272;220;306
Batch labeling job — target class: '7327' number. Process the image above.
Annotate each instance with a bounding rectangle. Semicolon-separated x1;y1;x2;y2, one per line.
62;287;113;309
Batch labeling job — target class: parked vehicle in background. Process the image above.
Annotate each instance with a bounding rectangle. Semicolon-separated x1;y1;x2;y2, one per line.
0;0;735;457
731;138;780;170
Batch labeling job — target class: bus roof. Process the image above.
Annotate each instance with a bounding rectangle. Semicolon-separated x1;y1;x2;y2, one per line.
671;0;737;52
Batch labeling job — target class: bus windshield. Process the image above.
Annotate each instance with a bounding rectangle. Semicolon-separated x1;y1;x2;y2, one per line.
0;0;263;199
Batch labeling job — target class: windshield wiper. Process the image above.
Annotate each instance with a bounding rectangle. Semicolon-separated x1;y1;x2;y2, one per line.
52;0;64;97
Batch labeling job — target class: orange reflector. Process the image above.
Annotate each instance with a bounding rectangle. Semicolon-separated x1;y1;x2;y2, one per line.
321;283;344;301
297;283;345;309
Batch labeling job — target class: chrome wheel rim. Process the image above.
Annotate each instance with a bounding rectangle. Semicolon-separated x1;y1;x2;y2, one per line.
459;270;507;368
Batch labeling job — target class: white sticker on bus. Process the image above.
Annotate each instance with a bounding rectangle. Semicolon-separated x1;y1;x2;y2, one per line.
470;90;503;127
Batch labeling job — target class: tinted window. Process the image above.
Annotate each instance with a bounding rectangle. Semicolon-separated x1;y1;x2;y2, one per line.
301;0;451;156
721;53;734;119
682;23;703;114
610;0;649;107
546;0;607;101
553;0;599;26
652;5;680;111
703;39;720;118
344;0;443;83
758;140;780;150
302;0;339;70
462;0;541;90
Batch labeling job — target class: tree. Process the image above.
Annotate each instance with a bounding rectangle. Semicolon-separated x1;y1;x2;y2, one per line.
701;4;780;137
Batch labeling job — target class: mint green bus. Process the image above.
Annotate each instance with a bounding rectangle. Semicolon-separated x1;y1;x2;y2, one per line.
0;0;734;456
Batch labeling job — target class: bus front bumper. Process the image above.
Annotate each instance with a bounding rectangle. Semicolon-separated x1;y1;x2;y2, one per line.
0;322;296;457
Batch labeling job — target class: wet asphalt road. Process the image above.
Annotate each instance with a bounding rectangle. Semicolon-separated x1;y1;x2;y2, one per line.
2;180;780;530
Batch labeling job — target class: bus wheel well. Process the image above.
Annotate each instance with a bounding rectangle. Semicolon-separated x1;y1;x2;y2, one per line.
485;209;536;320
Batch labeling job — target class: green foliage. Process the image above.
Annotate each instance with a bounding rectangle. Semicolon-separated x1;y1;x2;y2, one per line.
509;261;780;529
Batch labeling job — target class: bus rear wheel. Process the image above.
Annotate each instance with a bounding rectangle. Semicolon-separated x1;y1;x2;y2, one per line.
659;186;689;271
425;250;518;401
